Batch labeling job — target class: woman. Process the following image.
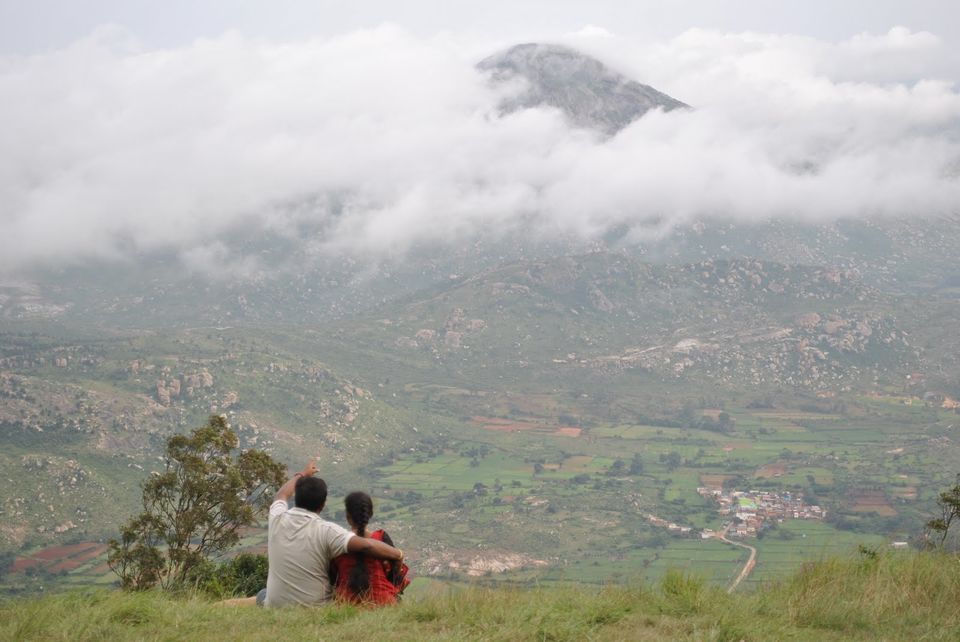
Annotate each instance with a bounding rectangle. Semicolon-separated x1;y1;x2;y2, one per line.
330;491;410;605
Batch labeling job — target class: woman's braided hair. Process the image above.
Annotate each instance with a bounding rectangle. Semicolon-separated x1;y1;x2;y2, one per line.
344;491;374;596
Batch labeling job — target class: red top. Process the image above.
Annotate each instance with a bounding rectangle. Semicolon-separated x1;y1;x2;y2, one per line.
331;529;407;605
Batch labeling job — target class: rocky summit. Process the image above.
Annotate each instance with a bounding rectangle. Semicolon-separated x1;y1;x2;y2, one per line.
477;43;688;135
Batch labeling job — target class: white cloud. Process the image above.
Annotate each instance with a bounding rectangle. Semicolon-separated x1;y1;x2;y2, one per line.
567;25;616;39
844;26;941;53
0;25;957;273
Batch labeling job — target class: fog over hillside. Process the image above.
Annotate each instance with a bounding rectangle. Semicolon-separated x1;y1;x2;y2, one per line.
0;24;958;276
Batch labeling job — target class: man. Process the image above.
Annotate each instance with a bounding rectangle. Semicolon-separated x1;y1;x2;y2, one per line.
258;460;404;607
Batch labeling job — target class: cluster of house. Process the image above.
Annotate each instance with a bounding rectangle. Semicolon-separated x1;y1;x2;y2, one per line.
646;514;694;537
698;488;825;538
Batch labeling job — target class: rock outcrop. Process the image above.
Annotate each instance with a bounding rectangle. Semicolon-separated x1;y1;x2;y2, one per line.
478;43;687;135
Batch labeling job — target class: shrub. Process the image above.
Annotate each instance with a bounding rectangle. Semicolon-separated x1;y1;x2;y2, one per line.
188;553;269;598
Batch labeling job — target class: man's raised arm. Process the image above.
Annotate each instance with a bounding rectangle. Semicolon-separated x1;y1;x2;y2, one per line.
347;534;404;562
274;460;319;502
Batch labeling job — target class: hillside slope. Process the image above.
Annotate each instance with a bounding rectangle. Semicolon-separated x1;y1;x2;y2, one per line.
478;43;687;134
335;252;931;392
3;552;959;641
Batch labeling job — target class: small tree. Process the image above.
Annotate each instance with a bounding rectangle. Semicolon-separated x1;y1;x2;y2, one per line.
0;550;15;582
608;458;625;476
628;454;644;476
108;416;285;590
925;474;960;549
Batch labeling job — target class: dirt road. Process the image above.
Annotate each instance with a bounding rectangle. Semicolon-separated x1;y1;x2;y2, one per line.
719;523;757;593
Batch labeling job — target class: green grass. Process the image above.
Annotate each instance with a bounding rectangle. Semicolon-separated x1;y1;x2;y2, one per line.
642;539;746;585
3;552;960;641
747;521;886;585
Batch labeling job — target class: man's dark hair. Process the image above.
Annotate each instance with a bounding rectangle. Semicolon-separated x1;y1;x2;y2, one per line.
294;476;327;511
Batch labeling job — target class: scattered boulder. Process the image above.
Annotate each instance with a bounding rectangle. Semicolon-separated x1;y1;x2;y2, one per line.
444;332;463;349
221;391;239;409
155;381;170;406
795;312;821;329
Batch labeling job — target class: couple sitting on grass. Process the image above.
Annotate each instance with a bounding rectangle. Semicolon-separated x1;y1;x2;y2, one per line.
235;460;409;608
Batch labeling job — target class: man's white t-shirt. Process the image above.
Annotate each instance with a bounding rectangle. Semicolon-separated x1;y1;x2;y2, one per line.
264;500;354;607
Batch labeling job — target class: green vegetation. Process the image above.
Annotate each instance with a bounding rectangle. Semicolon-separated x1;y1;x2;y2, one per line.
926;474;960;549
3;251;960;597
188;553;269;599
107;417;285;590
3;552;959;641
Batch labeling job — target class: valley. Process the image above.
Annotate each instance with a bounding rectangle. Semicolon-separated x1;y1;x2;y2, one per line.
2;245;958;597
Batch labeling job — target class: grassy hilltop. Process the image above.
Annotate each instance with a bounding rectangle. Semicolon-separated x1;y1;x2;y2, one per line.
3;552;960;641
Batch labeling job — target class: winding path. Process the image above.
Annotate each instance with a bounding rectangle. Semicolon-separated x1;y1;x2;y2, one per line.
643;512;758;593
719;524;757;593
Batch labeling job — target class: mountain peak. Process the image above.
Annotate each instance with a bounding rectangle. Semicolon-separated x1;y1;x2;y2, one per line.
477;43;687;135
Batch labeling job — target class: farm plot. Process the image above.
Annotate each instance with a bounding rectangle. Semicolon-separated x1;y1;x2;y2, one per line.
848;489;897;516
745;521;885;586
4;541;112;592
641;539;745;586
380;453;534;494
471;416;580;438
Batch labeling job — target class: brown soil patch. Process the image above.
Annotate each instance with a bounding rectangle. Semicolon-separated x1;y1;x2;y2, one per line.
34;542;98;560
68;543;106;562
850;491;897;516
472;416;542;431
48;558;84;573
480;422;538;432
756;463;788;478
471;415;578;438
701;409;723;419
562;455;595;472
11;542;101;573
699;474;734;491
891;486;918;500
10;558;43;573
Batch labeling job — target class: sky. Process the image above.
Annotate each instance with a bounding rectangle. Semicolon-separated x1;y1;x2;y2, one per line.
0;1;958;274
3;1;959;54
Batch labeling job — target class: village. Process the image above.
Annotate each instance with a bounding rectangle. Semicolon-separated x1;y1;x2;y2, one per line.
697;487;826;538
645;488;826;541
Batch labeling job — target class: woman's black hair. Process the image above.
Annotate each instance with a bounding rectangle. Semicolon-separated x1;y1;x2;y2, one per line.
344;491;374;596
378;529;406;588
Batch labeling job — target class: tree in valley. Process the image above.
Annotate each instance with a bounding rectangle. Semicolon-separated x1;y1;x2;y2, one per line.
0;550;14;581
108;416;286;590
608;458;626;476
925;474;960;549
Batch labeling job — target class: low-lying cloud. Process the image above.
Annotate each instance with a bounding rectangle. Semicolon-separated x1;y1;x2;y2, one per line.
1;24;958;274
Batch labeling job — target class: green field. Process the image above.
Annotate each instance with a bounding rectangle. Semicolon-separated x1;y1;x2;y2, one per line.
3;276;959;597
